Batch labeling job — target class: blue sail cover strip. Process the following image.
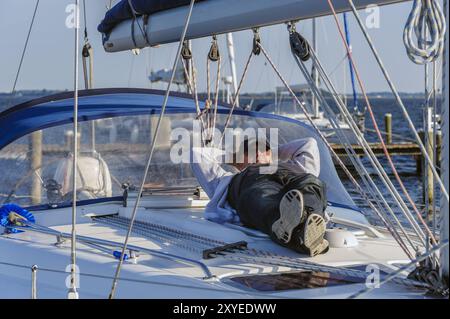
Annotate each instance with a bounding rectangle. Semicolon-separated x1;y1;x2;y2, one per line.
98;0;207;34
0;88;316;151
0;88;359;215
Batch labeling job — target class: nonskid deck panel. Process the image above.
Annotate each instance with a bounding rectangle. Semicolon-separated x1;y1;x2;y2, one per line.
94;214;427;290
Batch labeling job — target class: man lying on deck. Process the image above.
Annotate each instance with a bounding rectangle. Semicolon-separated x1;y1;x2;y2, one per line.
191;137;329;257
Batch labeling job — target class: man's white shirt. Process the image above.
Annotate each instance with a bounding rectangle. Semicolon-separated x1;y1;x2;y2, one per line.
191;138;321;223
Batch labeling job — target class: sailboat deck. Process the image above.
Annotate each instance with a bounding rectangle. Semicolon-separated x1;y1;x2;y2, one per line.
1;201;424;298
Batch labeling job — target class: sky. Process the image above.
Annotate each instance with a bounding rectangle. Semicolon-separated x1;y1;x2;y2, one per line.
0;0;441;94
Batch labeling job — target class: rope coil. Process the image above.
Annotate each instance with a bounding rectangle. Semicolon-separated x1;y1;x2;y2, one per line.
403;0;446;64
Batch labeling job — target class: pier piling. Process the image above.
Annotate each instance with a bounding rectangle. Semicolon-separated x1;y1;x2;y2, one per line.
29;130;42;205
384;113;392;144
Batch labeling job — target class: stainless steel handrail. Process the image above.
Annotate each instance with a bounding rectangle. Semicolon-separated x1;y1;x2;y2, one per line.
31;264;38;299
11;224;214;279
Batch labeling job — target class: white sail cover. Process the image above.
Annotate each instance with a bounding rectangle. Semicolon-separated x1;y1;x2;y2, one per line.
100;0;409;52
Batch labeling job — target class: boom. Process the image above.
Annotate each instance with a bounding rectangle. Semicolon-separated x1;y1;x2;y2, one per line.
102;0;410;52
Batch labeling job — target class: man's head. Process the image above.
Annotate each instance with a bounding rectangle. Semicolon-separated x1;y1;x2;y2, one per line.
232;137;272;171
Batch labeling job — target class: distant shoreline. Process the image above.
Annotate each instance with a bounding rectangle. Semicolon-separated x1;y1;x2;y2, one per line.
0;89;436;99
0;89;441;113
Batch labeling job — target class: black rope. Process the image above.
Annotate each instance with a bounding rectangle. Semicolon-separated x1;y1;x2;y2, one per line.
82;0;88;40
142;15;151;45
127;0;149;48
9;0;40;106
130;17;138;48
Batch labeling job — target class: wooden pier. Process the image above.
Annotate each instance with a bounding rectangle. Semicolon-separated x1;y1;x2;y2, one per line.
12;141;429;176
330;142;421;157
330;142;424;174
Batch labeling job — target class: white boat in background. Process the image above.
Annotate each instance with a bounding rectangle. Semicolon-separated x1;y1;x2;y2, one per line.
255;84;361;144
252;15;363;146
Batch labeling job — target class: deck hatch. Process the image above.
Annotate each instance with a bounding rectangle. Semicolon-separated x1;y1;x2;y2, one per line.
227;271;365;292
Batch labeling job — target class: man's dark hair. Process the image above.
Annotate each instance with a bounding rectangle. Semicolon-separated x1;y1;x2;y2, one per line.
233;137;271;164
241;137;271;154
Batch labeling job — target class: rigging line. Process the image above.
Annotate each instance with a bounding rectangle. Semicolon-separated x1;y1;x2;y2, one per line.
348;239;449;299
69;0;80;299
423;27;431;258
127;0;150;46
257;41;415;259
82;0;88;39
205;35;222;142
293;52;417;256
211;56;222;143
284;50;414;256
296;57;418;250
328;52;350;77
9;0;40;106
346;0;448;203
181;56;208;141
344;7;442;244
219;50;254;143
127;54;136;86
289;25;416;232
306;48;430;250
191;56;208;146
108;0;197;300
107;0;114;10
328;0;439;245
318;14;417;221
315;79;432;258
181;59;204;124
206;46;213;103
363;128;417;143
432;59;438;239
205;57;212;139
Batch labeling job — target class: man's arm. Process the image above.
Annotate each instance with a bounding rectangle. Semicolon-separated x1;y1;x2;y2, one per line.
277;138;321;177
191;147;233;198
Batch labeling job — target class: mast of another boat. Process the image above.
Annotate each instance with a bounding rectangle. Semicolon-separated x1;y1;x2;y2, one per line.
441;0;449;286
186;39;193;94
311;18;320;118
226;33;239;107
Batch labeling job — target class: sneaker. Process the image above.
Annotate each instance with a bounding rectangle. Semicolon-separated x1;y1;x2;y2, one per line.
272;189;304;243
301;213;329;257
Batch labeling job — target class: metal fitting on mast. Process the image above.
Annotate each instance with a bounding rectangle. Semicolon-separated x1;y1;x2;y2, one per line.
252;28;261;55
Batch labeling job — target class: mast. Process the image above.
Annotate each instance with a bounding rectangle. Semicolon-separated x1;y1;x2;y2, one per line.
441;0;449;285
311;18;320;118
102;0;410;53
186;40;193;94
226;33;239;107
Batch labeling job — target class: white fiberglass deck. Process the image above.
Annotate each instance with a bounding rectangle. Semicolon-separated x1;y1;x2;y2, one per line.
0;199;427;299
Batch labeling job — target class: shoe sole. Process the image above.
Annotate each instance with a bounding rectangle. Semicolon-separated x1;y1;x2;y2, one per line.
303;213;329;257
272;189;304;243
